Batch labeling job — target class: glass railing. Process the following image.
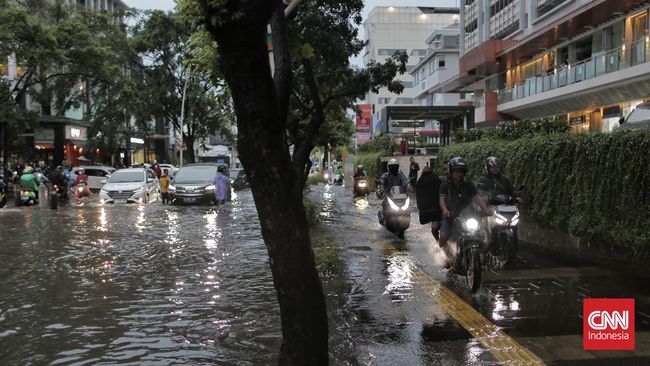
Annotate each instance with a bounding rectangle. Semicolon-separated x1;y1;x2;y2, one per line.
498;37;650;104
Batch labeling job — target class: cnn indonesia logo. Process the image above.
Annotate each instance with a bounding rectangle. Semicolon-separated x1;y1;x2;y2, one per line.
583;298;635;350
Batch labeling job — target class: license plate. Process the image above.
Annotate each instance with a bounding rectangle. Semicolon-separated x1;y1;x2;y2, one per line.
183;197;197;203
462;232;483;241
497;205;518;212
114;199;127;204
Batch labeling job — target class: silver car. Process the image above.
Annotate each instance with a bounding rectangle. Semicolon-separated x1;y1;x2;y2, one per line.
99;168;159;204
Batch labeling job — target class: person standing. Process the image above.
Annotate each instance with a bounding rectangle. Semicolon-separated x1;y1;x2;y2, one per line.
159;169;171;204
211;165;231;205
409;156;420;188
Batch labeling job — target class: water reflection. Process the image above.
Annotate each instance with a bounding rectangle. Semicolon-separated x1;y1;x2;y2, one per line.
0;191;283;365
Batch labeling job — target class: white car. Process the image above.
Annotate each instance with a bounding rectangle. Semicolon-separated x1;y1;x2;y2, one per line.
71;166;116;191
99;168;159;204
159;164;178;177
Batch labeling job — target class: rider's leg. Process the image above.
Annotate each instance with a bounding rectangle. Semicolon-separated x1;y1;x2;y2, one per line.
438;218;451;247
431;221;439;241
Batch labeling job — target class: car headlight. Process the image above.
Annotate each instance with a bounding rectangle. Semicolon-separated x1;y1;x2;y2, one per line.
206;185;216;191
134;187;145;193
465;218;480;231
401;197;410;211
168;185;176;191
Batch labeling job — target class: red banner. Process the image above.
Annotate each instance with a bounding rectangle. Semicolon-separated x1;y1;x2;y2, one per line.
356;104;371;131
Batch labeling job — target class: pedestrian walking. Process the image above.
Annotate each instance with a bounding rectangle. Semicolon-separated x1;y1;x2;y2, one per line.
415;165;442;240
210;165;231;205
159;169;171;204
409;156;420;188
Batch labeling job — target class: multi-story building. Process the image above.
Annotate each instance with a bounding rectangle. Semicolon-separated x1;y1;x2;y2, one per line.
1;0;129;167
457;0;650;132
362;6;461;143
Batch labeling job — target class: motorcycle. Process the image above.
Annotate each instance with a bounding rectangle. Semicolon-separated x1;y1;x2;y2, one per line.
333;173;344;185
486;194;520;268
353;176;369;198
73;181;91;204
322;170;331;184
16;188;37;206
446;206;487;293
377;185;411;239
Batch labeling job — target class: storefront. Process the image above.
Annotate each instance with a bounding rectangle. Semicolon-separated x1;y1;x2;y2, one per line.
34;128;56;165
63;125;88;166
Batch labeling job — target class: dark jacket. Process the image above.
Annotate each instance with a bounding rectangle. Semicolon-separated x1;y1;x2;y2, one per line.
415;169;442;224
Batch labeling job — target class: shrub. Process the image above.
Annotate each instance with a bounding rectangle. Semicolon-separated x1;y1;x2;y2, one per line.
303;196;322;226
440;130;650;253
313;239;342;277
455;117;570;143
354;151;382;183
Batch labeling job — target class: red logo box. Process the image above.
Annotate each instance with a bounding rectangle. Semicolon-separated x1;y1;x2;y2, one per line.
583;298;635;350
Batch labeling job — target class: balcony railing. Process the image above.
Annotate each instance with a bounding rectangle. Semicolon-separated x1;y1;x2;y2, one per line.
498;38;650;104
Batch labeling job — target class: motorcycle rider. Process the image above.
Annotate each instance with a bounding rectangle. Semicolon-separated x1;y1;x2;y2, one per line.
20;166;39;199
438;157;492;249
378;158;409;193
478;156;516;199
51;166;68;199
73;168;91;198
353;164;367;179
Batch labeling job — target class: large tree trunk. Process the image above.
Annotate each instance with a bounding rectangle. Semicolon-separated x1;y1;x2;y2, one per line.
204;3;328;365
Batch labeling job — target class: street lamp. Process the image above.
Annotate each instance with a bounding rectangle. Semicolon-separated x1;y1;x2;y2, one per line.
179;65;193;167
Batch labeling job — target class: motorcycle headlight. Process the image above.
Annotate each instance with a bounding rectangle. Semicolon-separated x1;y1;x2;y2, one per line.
387;197;400;211
206;185;216;191
495;212;507;225
358;182;367;188
511;212;520;226
77;187;84;192
401;197;410;211
465;218;480;231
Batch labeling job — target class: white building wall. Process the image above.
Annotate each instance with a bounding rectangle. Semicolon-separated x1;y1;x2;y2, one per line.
363;7;457;107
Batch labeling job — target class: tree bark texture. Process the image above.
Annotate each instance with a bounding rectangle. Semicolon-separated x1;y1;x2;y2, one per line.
203;2;328;364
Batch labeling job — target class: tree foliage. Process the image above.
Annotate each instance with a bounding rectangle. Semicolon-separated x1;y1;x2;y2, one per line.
454;117;570;142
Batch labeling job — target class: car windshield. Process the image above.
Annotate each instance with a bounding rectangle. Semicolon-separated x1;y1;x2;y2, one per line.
109;171;144;183
627;105;650;123
173;166;218;183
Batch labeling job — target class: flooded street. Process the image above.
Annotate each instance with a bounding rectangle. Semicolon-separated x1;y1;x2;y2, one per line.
1;185;649;365
0;191;283;365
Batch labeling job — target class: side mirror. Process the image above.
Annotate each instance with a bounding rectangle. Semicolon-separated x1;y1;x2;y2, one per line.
619;116;625;125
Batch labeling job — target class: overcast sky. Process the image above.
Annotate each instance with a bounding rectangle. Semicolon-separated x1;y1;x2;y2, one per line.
122;0;458;66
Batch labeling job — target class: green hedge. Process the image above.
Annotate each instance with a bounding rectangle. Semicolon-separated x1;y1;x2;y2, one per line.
354;151;382;183
454;117;570;142
440;130;650;253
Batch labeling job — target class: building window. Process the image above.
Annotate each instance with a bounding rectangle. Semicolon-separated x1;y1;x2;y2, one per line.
378;97;391;104
438;55;445;68
395;98;413;104
402;81;414;88
378;48;407;56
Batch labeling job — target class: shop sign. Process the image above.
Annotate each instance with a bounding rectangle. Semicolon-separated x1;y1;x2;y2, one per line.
65;125;87;140
570;116;585;125
356;104;372;131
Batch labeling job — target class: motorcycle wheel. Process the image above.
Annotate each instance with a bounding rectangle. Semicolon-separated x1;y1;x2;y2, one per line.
466;247;482;293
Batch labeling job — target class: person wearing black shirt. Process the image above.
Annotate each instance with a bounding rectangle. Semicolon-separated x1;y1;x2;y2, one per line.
438;157;491;248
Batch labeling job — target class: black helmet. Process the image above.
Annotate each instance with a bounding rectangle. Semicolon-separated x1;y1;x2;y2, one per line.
485;156;500;173
387;158;399;174
448;157;467;173
218;165;228;174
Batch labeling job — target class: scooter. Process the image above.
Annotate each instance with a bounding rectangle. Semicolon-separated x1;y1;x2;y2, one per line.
353;176;369;198
16;188;37;206
377;185;411;239
73;181;91;205
446;206;487;293
333;173;344;185
486;194;520;269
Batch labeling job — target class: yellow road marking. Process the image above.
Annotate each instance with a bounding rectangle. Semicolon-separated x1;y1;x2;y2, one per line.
414;270;546;365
